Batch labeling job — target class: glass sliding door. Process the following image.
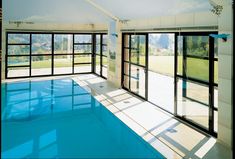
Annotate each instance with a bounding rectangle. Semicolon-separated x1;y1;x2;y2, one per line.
101;35;108;78
94;33;108;78
95;34;101;75
31;34;52;76
122;33;147;99
176;33;217;135
148;33;175;113
74;34;92;73
53;34;73;74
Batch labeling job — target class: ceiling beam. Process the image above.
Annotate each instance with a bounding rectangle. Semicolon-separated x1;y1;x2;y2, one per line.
85;0;119;21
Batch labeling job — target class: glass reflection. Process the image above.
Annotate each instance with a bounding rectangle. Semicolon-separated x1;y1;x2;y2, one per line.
2;79;91;121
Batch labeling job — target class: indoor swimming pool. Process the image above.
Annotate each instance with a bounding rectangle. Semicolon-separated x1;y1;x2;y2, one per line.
1;78;164;158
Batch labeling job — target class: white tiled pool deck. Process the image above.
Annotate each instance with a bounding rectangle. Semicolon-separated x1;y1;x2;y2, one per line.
2;74;232;159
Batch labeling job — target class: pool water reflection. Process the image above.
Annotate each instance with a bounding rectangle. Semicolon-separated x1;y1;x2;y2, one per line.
1;79;164;158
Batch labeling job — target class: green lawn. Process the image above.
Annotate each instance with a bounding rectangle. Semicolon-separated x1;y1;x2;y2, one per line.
135;55;218;83
10;55;218;83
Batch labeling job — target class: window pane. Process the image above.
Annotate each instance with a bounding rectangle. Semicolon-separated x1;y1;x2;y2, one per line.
74;55;91;63
75;34;92;43
186;81;209;105
8;34;30;44
102;35;107;44
131;35;146;66
148;33;175;113
8;67;30;77
54;55;72;74
214;87;218;108
74;45;92;53
149;33;175;76
214;61;218;84
186;57;209;81
32;34;52;54
74;64;91;73
214;110;218;132
102;56;107;67
102;45;107;56
177;36;183;75
214;39;218;59
102;66;107;78
130;65;145;97
95;55;101;75
177;78;209;129
54;34;73;54
96;44;101;54
186;36;209;57
32;56;52;76
96;35;101;54
96;35;101;45
177;55;183;75
8;56;30;66
8;45;30;55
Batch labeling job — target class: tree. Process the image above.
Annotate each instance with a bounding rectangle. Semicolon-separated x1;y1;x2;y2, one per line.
158;34;169;49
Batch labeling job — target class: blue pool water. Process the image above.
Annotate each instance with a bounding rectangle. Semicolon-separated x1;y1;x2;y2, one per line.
1;79;165;158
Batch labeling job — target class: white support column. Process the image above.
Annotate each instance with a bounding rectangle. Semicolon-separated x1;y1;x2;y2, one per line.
217;0;233;149
107;20;122;87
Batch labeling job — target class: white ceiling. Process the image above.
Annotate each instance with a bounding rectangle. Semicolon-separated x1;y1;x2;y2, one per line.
93;0;212;20
3;0;212;24
3;0;111;23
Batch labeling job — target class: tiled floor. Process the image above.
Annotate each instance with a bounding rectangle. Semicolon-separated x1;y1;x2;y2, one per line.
2;74;232;159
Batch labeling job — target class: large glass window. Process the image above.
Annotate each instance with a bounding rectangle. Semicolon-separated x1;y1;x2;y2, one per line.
8;56;30;66
176;34;218;134
122;34;147;98
6;32;96;78
54;55;73;74
148;33;175;113
131;35;146;66
122;32;218;136
31;34;52;76
54;34;73;54
73;34;92;74
32;34;52;55
8;34;30;44
177;79;209;129
7;33;30;78
102;35;108;78
32;56;52;76
94;34;108;78
8;45;30;55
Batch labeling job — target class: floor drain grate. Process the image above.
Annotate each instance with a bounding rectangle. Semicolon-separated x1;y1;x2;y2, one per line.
167;128;177;133
99;85;104;88
123;101;130;104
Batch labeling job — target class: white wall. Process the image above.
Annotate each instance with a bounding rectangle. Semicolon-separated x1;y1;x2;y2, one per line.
217;0;233;149
122;11;218;31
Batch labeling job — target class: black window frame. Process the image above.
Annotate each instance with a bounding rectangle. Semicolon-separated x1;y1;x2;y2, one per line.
94;33;108;79
5;32;107;79
121;31;218;137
